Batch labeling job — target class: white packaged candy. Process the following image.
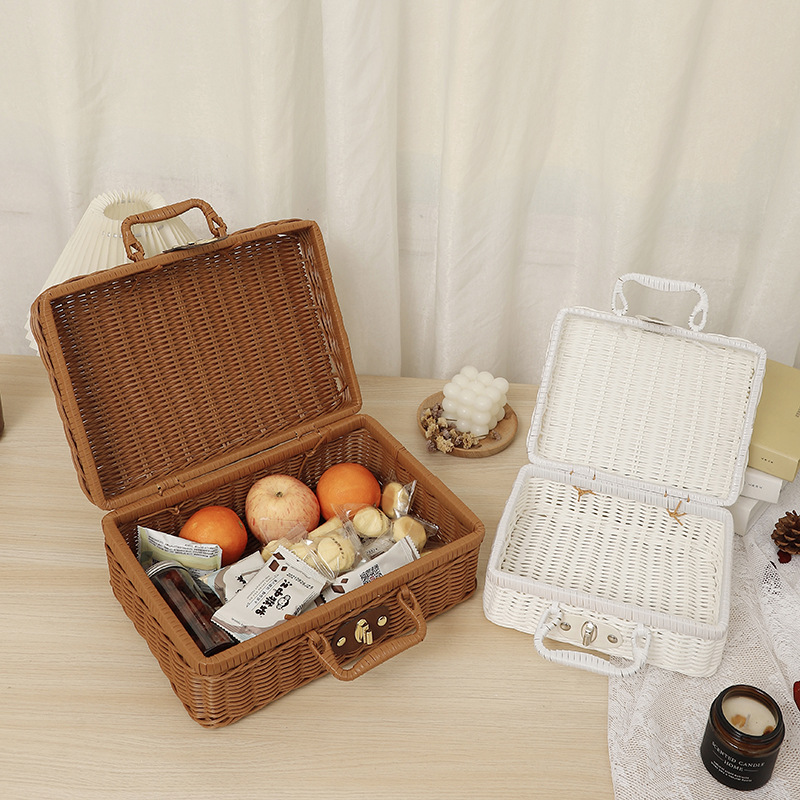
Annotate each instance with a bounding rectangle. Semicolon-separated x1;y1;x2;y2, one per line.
211;546;328;642
321;536;420;602
199;550;267;603
137;525;222;578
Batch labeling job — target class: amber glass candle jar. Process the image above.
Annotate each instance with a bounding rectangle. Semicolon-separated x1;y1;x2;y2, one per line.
700;685;785;790
147;560;235;657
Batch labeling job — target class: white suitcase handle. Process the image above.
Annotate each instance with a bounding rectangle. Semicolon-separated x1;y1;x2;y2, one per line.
611;272;708;331
533;604;651;677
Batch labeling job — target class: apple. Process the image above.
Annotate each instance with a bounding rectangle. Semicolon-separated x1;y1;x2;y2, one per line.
245;474;321;544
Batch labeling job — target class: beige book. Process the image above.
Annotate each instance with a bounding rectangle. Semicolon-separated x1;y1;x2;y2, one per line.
748;359;800;481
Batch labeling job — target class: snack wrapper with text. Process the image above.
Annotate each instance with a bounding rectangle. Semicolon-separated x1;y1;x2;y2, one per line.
211;546;328;642
321;536;420;602
137;525;222;578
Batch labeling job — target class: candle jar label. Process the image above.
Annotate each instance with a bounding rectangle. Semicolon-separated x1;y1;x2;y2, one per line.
700;729;780;789
700;685;784;791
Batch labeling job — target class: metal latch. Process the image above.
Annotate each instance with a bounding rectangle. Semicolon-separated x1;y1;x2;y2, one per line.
550;611;623;651
581;621;598;647
331;604;390;657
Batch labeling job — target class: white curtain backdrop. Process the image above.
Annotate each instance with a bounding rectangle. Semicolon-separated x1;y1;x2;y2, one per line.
3;0;800;384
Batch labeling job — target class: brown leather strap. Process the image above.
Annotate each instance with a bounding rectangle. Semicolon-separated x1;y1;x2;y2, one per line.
306;585;427;681
121;198;227;262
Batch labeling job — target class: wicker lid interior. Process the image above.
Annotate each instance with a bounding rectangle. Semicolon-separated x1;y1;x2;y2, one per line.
528;310;765;505
32;219;360;510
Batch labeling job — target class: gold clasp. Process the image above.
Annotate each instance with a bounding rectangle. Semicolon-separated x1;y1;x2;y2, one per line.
354;618;373;646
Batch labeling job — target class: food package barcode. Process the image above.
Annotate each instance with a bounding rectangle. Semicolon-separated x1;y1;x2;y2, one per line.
360;563;383;583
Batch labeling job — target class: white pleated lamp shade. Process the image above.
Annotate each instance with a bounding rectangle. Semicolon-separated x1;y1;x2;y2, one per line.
26;190;196;351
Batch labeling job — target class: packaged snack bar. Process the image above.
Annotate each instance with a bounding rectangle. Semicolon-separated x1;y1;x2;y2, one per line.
211;546;328;642
321;536;419;602
137;525;222;578
199;550;267;603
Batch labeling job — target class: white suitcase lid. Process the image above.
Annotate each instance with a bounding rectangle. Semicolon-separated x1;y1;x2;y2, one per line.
526;275;767;508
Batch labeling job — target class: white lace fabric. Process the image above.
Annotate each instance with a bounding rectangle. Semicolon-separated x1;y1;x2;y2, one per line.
608;478;800;799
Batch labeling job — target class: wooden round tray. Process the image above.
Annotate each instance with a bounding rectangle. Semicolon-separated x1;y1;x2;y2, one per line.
417;392;518;458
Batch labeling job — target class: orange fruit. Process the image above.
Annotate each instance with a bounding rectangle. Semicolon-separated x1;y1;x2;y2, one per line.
180;505;248;566
315;462;381;520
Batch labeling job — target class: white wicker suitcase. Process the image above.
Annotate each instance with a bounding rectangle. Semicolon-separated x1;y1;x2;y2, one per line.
484;274;766;678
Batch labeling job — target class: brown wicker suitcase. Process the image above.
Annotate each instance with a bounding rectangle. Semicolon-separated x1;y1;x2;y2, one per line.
30;199;484;727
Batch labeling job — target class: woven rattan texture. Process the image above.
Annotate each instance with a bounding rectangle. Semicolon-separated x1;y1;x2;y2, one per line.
32;213;484;726
109;548;478;727
482;582;728;677
535;314;759;500
498;475;726;626
34;223;357;508
103;417;483;727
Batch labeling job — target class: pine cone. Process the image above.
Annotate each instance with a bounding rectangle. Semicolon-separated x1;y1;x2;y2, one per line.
772;511;800;554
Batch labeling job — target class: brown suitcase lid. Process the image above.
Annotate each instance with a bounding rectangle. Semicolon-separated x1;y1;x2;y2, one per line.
30;200;361;511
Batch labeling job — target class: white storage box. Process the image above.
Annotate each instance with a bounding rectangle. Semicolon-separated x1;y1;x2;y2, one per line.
484;274;766;677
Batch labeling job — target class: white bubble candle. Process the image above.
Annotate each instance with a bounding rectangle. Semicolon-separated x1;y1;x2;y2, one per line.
441;365;509;437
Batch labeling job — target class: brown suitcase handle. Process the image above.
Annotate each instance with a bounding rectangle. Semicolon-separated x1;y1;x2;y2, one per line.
306;585;427;681
120;198;228;262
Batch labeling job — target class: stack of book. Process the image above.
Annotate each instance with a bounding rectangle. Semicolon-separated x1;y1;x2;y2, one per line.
730;359;800;535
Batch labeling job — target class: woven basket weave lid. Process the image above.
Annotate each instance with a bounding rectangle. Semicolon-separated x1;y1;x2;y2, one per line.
527;307;766;507
30;210;361;511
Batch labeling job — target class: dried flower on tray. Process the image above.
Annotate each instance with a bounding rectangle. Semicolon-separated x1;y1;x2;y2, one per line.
420;403;481;454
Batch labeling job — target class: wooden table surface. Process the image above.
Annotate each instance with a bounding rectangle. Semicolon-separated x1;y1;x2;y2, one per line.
1;354;614;800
